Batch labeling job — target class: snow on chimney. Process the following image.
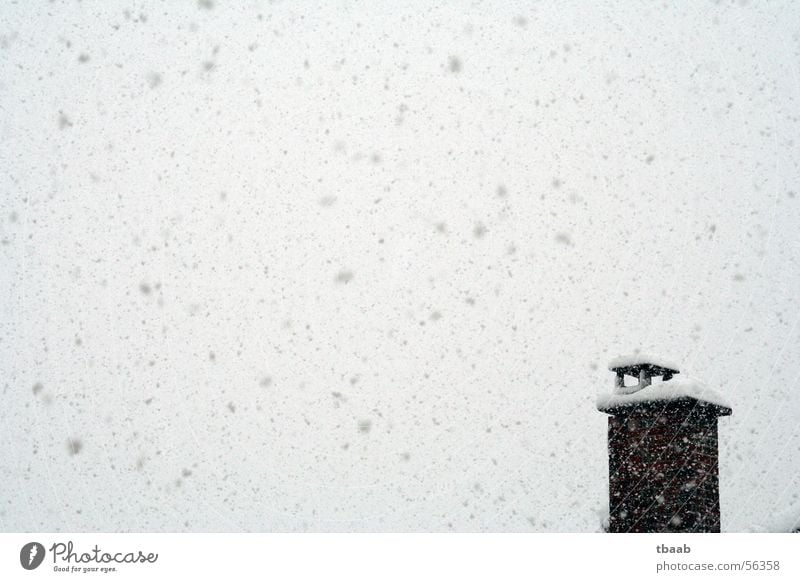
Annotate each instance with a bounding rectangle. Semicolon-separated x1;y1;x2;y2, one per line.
597;354;732;533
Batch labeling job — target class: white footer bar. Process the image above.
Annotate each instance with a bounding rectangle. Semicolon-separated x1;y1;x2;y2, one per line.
1;533;797;581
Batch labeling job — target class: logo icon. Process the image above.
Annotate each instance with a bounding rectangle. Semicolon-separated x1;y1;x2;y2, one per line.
20;542;46;570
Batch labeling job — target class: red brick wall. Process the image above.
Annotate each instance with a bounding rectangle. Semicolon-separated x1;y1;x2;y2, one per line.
606;399;722;533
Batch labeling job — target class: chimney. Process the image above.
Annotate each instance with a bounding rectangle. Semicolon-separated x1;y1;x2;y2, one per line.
597;355;732;533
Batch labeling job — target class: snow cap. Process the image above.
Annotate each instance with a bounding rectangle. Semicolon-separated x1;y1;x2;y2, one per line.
597;377;732;414
608;353;680;374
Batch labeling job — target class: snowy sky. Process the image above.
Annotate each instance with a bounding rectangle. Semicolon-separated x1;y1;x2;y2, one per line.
1;0;799;532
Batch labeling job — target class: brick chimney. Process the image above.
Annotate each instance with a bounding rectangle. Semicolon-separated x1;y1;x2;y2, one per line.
597;355;732;533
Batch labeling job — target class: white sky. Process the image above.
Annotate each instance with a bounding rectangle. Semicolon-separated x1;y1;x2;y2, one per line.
1;0;799;532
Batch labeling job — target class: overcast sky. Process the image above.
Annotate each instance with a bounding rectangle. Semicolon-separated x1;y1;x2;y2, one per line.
1;0;799;532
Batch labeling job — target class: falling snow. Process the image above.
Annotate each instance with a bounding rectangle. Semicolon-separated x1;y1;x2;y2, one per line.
0;1;798;533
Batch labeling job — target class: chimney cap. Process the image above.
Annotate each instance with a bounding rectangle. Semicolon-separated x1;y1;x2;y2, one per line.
608;353;680;376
